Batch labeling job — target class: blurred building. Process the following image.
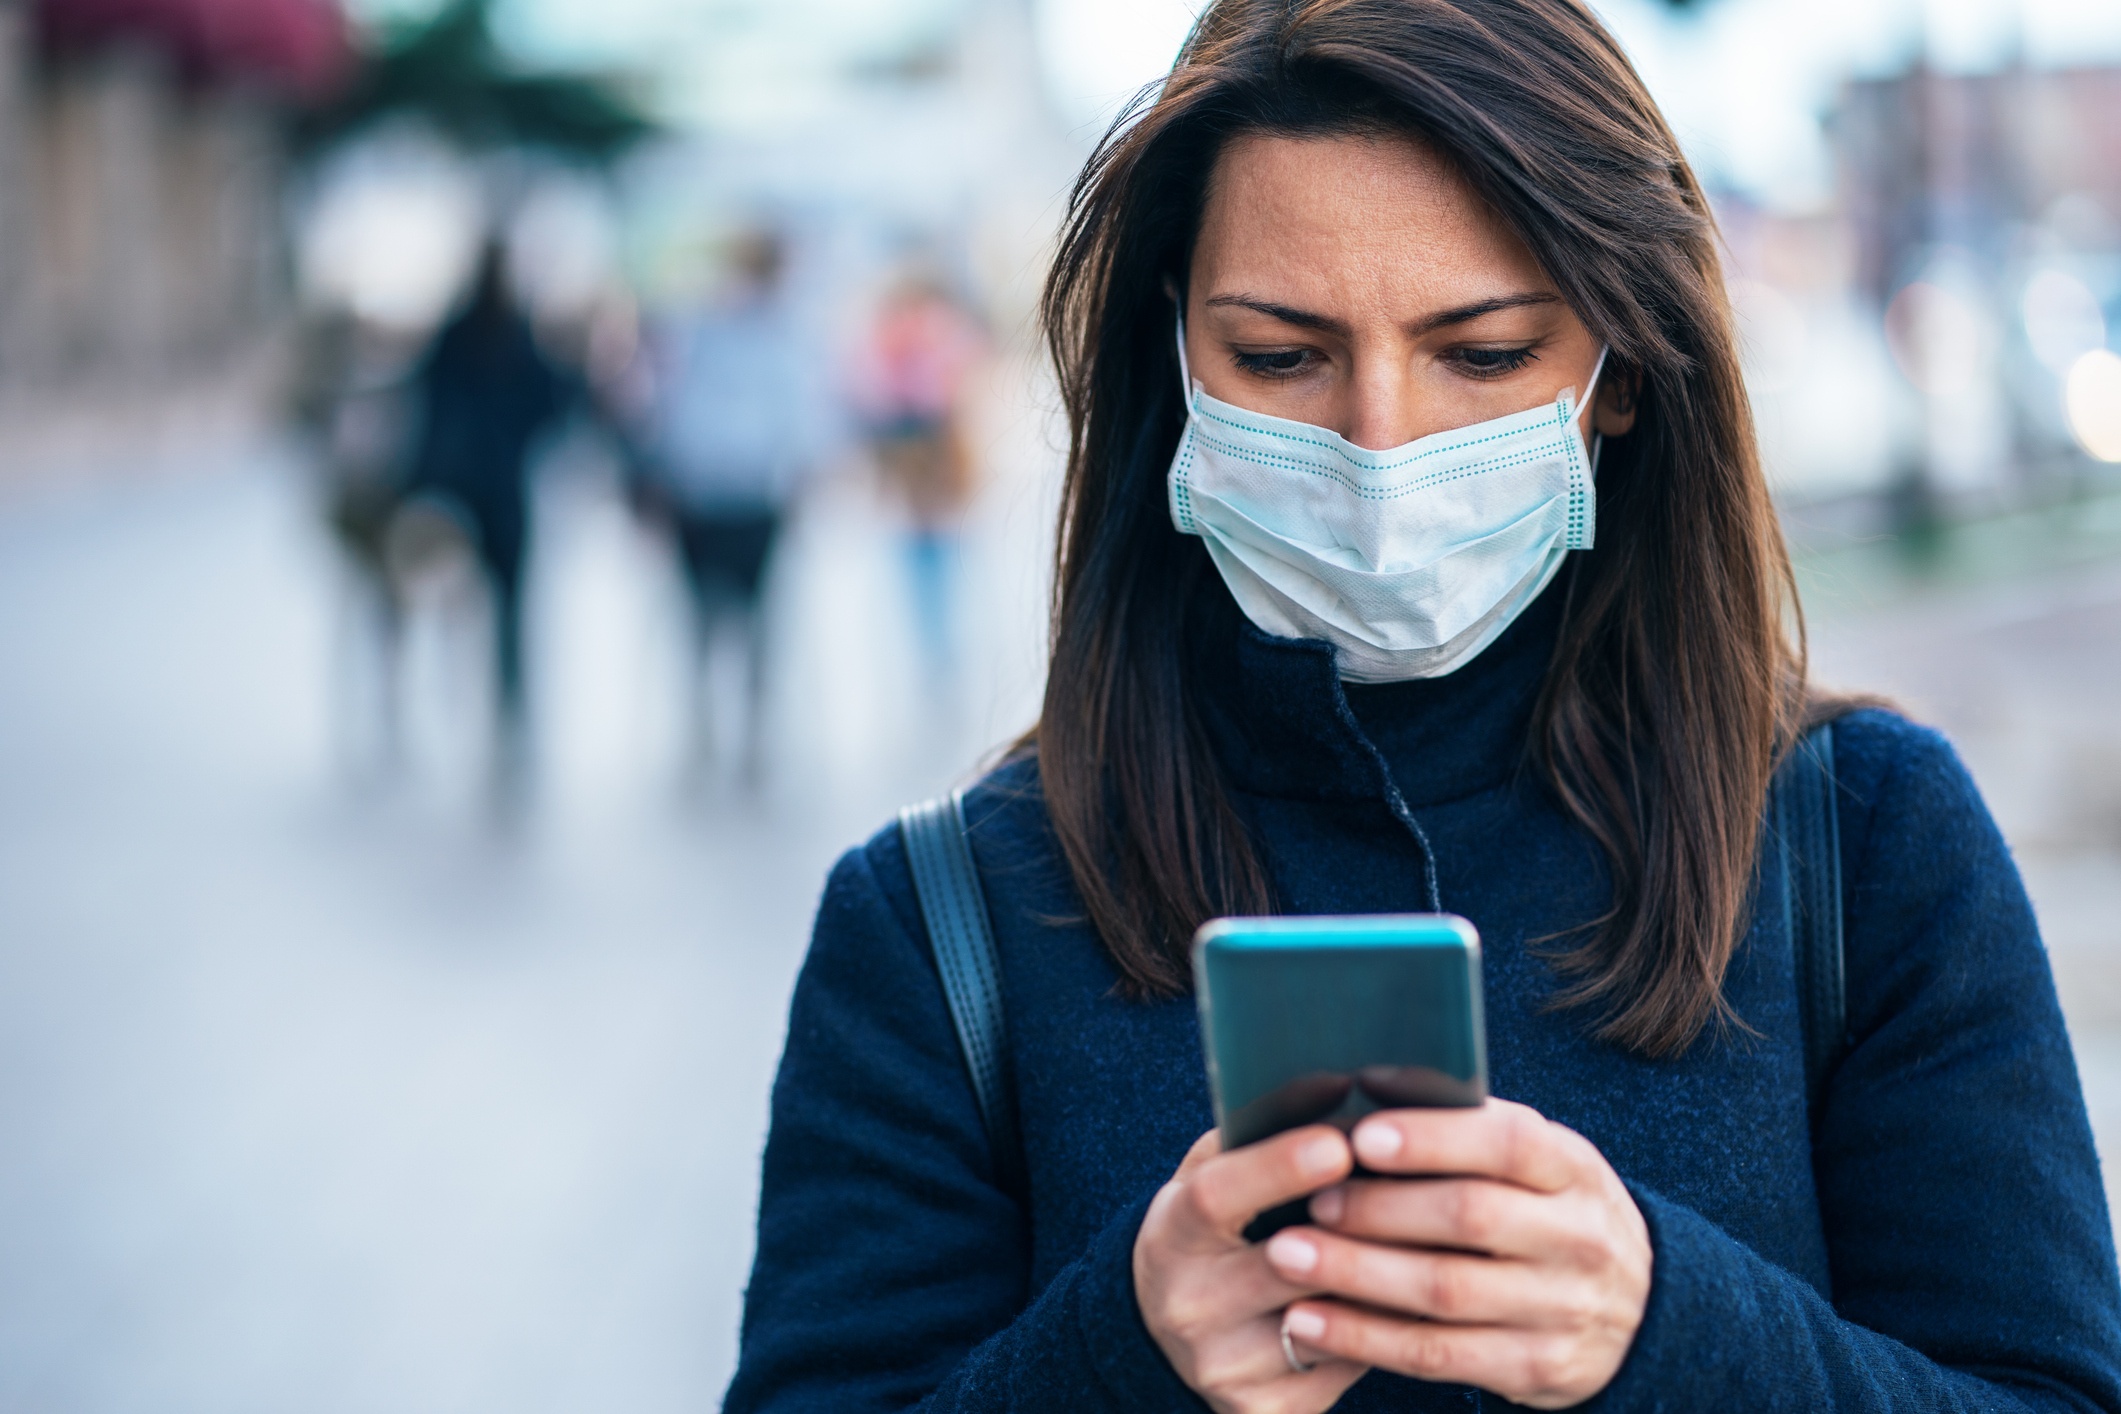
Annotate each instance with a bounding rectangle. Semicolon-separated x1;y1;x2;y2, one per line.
1830;62;2121;502
1837;65;2121;303
0;0;344;396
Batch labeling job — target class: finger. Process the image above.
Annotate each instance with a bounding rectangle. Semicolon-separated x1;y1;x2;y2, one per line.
1349;1099;1590;1193
1278;1359;1372;1408
1181;1312;1368;1395
1263;1228;1577;1327
1173;1125;1352;1244
1282;1301;1610;1410
1276;1321;1373;1405
1172;1127;1224;1180
1312;1177;1607;1265
1167;1240;1333;1326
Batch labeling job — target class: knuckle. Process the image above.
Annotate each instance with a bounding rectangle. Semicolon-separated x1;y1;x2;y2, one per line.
1549;1334;1613;1402
1333;1179;1378;1230
1554;1280;1602;1329
1420;1257;1466;1317
1510;1107;1548;1163
1391;1321;1445;1374
1491;1111;1526;1177
1450;1183;1497;1245
1563;1210;1621;1268
1190;1345;1244;1391
1147;1177;1189;1229
1159;1284;1215;1340
1557;1132;1602;1185
1549;1120;1584;1157
1181;1171;1229;1227
1522;1337;1586;1401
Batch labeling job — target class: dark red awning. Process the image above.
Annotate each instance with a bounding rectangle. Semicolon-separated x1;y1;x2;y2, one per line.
35;0;352;99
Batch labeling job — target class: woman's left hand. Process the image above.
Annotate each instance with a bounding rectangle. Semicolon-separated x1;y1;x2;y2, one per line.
1262;1098;1651;1409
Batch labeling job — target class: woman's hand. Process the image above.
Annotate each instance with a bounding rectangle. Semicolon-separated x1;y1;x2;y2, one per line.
1262;1099;1651;1409
1135;1126;1372;1414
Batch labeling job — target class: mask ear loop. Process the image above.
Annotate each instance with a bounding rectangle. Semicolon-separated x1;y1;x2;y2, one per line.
1571;346;1610;428
1174;312;1197;406
1575;346;1611;477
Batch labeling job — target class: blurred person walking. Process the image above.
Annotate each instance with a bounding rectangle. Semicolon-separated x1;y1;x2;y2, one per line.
852;270;989;685
633;231;827;784
290;306;425;778
407;239;574;785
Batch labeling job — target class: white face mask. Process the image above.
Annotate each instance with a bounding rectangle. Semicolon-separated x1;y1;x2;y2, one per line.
1168;320;1605;682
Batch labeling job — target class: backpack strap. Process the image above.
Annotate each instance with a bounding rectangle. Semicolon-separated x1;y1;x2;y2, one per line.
1774;721;1846;1113
898;790;1023;1191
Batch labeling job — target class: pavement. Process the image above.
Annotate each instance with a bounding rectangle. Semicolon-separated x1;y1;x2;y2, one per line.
0;431;1050;1414
1;424;2118;1412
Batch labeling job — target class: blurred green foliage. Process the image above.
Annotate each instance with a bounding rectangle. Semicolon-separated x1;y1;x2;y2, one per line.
296;0;655;161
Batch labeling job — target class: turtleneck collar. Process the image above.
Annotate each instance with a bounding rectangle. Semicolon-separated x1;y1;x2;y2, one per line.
1189;571;1566;809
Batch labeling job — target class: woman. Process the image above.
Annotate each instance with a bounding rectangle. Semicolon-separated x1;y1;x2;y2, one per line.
853;270;991;680
725;1;2121;1410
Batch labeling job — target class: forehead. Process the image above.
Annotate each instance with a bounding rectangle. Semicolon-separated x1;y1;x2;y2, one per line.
1192;132;1549;301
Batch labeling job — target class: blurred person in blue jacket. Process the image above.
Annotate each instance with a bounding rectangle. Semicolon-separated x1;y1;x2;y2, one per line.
635;229;827;782
406;239;574;774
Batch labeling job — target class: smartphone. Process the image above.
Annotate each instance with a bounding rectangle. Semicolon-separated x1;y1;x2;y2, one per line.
1193;914;1487;1236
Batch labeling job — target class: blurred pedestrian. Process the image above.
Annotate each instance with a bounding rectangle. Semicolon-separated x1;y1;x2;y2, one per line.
852;269;988;684
633;230;826;783
289;306;424;777
406;239;574;779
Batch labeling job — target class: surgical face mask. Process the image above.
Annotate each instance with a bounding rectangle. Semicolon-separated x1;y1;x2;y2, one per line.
1168;321;1605;682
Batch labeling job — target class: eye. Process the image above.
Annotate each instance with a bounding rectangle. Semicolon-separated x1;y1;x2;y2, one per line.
1232;348;1317;379
1447;346;1538;379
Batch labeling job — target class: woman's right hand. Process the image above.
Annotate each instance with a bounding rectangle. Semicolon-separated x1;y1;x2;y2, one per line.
1135;1126;1370;1413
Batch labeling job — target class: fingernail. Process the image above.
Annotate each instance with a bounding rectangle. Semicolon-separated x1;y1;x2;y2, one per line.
1309;1186;1345;1225
1266;1231;1319;1274
1283;1306;1327;1341
1353;1121;1403;1164
1298;1134;1344;1178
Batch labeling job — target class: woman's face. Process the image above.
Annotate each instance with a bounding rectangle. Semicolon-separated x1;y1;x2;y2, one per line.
1184;132;1635;452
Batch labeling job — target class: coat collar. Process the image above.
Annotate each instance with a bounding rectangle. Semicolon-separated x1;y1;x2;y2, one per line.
1189;572;1564;809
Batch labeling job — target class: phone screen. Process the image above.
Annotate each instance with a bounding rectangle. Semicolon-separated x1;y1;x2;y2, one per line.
1194;913;1487;1146
1193;914;1487;1238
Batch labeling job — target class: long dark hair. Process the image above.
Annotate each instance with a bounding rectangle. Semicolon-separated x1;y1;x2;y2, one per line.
1031;0;1808;1058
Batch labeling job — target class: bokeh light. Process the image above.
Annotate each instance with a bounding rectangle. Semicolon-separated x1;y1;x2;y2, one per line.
2067;348;2121;462
2024;269;2109;374
297;141;484;330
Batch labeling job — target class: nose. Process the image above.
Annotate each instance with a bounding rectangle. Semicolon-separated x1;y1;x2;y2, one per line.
1338;353;1418;451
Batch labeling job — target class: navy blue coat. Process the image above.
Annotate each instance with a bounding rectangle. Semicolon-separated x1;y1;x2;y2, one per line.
725;587;2121;1412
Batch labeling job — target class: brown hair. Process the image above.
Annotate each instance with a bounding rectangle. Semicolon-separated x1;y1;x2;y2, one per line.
1032;0;1805;1057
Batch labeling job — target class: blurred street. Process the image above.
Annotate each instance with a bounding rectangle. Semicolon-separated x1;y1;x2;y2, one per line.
0;398;1056;1411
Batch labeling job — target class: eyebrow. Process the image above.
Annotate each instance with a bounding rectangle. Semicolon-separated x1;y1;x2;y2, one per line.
1203;290;1562;337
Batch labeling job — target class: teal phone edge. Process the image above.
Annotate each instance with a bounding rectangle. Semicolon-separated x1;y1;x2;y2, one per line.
1192;912;1489;1146
1193;912;1482;951
1192;913;1489;1240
